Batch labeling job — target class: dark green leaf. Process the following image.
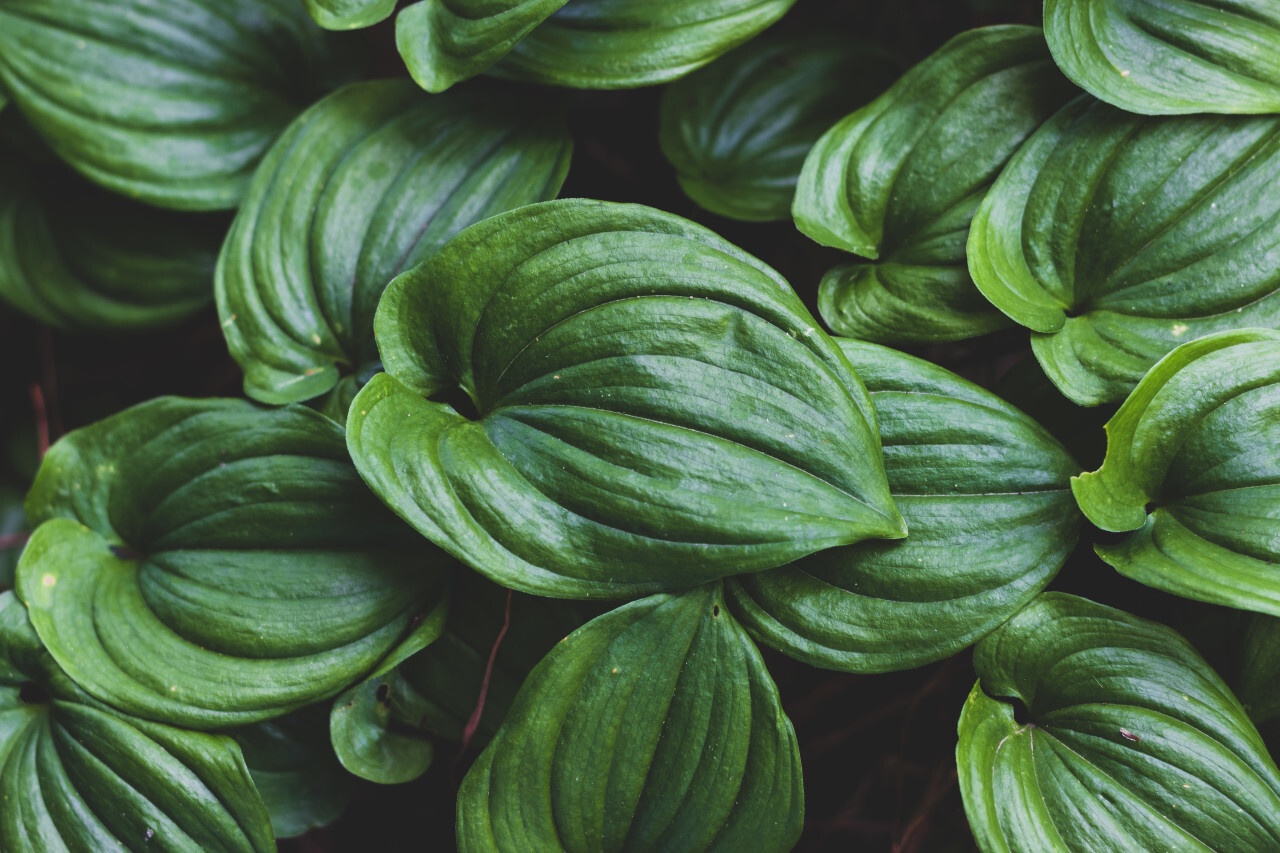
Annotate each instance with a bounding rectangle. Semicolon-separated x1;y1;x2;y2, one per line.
970;96;1280;405
457;584;803;853
0;484;24;591
217;78;571;407
304;0;394;30
794;26;1076;344
1237;613;1280;726
349;199;903;598
958;593;1280;853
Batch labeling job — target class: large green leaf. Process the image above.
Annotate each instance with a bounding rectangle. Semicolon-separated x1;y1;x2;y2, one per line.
0;0;355;210
1044;0;1280;115
727;339;1081;672
1072;329;1280;616
958;592;1280;852
396;0;797;93
16;397;450;729
658;34;898;222
969;96;1280;406
1237;613;1280;726
0;592;277;852
217;78;571;409
457;584;803;852
349;199;904;599
304;0;395;29
793;26;1076;345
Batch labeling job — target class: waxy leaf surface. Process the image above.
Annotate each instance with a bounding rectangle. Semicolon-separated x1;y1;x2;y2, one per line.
970;97;1280;405
217;78;572;408
349;199;903;598
794;26;1076;344
304;0;395;29
457;584;803;853
958;593;1280;853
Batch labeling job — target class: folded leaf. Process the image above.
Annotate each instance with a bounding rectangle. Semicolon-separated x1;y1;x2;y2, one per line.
349;199;903;598
457;584;803;853
970;96;1280;405
958;593;1280;853
794;25;1076;344
17;397;449;729
304;0;395;29
217;78;571;408
727;339;1081;672
1045;0;1280;115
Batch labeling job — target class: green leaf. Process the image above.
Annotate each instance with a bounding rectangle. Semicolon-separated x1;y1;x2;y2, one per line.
658;34;898;222
0;592;277;852
1071;329;1280;615
396;0;797;93
16;397;449;729
349;199;903;599
217;78;572;407
727;339;1081;673
304;0;395;30
1044;0;1280;115
958;592;1280;853
969;96;1280;406
1237;613;1280;726
456;584;803;853
0;0;357;210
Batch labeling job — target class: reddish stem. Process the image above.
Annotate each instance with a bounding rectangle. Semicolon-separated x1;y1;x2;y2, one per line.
30;383;48;458
452;589;513;781
0;532;30;551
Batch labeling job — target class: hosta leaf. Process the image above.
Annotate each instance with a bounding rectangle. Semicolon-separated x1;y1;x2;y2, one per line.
1072;329;1280;615
0;592;276;852
727;339;1081;672
16;397;449;729
958;593;1280;853
0;0;356;210
456;584;803;853
794;26;1077;345
304;0;395;30
396;0;797;93
1237;613;1280;726
1044;0;1280;115
970;96;1280;406
217;78;571;408
658;34;898;222
349;199;903;599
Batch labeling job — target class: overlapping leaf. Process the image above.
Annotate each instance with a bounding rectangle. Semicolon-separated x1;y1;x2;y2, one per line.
958;593;1280;852
457;584;803;853
0;0;355;210
794;26;1077;344
1044;0;1280;115
727;339;1080;672
397;0;797;93
970;97;1280;405
349;199;904;598
16;397;450;729
217;78;571;409
1072;330;1280;616
304;0;395;30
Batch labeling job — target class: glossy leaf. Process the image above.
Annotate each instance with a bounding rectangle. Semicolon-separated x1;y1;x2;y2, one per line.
349;199;903;598
727;339;1080;673
0;0;355;210
658;34;898;222
1044;0;1280;115
217;78;571;407
304;0;395;29
970;96;1280;406
794;26;1076;345
1237;613;1280;726
457;584;803;853
16;397;449;729
1071;330;1280;615
396;0;797;93
958;592;1280;853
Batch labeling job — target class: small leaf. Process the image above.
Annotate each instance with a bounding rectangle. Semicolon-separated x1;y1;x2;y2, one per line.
457;584;803;853
304;0;395;30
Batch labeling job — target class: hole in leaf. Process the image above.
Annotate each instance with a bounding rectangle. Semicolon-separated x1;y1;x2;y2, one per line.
429;385;480;420
712;605;721;618
18;682;48;705
375;682;391;705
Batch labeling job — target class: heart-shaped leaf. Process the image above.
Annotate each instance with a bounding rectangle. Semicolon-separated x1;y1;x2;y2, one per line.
304;0;395;30
727;339;1081;672
0;0;356;210
658;34;898;222
1044;0;1280;115
969;96;1280;406
348;199;904;599
794;26;1077;344
16;397;450;729
958;592;1280;852
457;583;803;853
217;78;571;409
1071;330;1280;617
